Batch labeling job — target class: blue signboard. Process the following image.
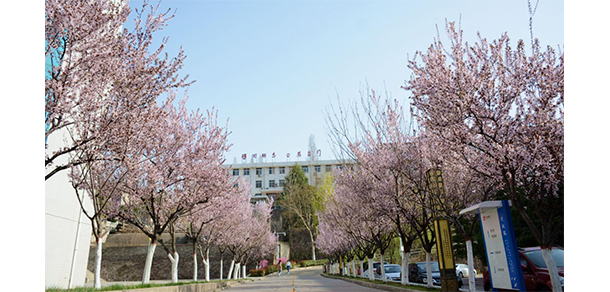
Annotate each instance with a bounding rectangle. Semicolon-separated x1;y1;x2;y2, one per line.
479;200;525;291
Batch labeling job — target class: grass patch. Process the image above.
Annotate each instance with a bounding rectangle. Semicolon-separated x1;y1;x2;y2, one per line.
45;279;243;292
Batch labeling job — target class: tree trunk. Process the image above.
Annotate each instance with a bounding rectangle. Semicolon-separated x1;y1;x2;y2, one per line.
368;257;374;281
426;252;433;288
192;253;198;281
401;250;410;285
204;248;210;281
142;242;157;284
307;228;316;261
380;254;386;282
94;237;103;289
234;262;240;279
466;240;476;292
242;264;247;278
227;259;235;280
168;251;179;283
220;258;224;280
541;247;563;292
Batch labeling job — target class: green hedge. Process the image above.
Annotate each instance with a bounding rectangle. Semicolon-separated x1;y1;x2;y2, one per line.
265;264;278;274
298;259;327;267
249;268;266;277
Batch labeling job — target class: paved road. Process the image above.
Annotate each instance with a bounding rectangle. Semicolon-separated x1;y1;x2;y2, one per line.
223;266;380;292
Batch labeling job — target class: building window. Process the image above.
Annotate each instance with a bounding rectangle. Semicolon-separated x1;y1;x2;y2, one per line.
269;167;275;175
256;168;262;175
233;183;239;188
255;180;262;188
232;169;239;176
325;165;332;172
244;168;250;175
315;165;321;173
302;166;309;173
279;179;285;187
269;180;276;188
279;167;285;174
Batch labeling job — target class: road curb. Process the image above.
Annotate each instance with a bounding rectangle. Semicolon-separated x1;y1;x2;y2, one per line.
320;273;434;292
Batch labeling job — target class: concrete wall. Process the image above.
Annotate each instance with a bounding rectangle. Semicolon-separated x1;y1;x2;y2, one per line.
45;128;94;289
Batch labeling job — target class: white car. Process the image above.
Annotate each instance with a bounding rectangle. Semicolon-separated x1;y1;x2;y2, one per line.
455;264;477;278
380;264;402;282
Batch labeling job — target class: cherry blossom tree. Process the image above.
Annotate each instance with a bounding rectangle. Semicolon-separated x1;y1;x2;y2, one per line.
108;96;230;284
45;0;190;180
179;177;250;281
405;21;564;291
323;164;395;281
326;88;440;285
417;132;499;291
67;101;166;288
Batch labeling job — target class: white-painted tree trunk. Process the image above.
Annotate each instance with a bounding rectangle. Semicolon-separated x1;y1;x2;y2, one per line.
351;260;356;277
204;248;210;281
94;237;103;289
242;264;247;278
401;251;410;285
193;253;198;281
142;242;157;284
426;252;433;288
168;251;179;283
541;247;563;292
368;257;374;281
227;260;235;280
380;254;386;282
466;240;476;292
234;263;240;279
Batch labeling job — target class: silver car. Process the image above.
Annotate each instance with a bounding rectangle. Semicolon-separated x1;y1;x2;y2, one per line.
455;263;477;278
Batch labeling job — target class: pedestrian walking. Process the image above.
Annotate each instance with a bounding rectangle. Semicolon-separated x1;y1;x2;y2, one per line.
286;260;292;274
278;260;283;276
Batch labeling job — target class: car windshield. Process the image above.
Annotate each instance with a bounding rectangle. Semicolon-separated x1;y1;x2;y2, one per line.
418;262;440;272
386;266;401;273
523;249;564;268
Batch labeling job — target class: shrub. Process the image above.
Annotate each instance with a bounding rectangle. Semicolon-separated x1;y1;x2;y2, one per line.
249;268;266;277
265;264;278;274
298;259;327;267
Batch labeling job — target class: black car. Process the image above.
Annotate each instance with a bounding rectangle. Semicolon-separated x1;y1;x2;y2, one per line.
409;261;462;287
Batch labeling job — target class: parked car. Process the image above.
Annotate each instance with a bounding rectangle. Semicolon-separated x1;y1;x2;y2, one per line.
410;262;441;285
483;246;564;291
376;264;402;281
409;261;462;288
361;261;388;278
456;263;477;278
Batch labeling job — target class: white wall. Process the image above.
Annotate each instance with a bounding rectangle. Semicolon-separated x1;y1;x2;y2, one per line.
45;130;93;289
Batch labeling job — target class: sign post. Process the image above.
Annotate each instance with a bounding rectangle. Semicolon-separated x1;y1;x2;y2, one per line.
427;169;459;292
460;200;526;292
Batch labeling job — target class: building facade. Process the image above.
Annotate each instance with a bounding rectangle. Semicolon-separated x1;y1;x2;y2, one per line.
227;159;348;203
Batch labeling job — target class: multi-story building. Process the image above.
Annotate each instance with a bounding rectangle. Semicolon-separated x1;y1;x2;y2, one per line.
227;159;349;203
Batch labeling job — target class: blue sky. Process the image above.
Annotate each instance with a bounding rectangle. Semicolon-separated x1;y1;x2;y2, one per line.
128;0;564;164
